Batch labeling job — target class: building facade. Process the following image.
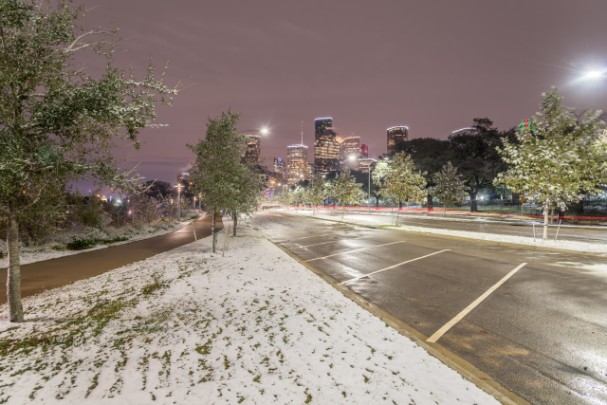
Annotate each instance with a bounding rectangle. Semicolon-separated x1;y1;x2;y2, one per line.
387;125;409;154
286;144;309;185
241;130;262;164
314;117;341;174
340;135;361;171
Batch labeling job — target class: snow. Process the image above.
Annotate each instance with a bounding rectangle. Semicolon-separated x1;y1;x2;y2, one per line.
0;220;498;405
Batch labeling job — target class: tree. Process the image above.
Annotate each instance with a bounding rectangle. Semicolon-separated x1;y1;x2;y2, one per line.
333;170;364;217
431;162;466;216
307;173;326;214
188;111;249;252
495;88;607;239
378;152;426;223
229;162;262;236
395;138;451;208
449;119;509;212
0;0;175;322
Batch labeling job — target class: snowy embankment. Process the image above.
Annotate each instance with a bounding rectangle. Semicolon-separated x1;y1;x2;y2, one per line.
0;222;498;404
291;210;607;255
0;221;183;268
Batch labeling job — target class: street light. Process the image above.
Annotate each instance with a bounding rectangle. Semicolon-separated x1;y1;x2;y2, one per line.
174;183;184;221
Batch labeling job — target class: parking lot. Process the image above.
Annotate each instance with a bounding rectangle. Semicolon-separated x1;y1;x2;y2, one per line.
253;211;607;405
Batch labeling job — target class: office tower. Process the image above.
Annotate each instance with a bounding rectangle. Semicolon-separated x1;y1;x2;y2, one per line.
273;157;285;182
287;144;309;185
358;158;377;174
387;125;409;154
314;117;340;174
341;135;361;171
359;143;369;158
241;130;262;164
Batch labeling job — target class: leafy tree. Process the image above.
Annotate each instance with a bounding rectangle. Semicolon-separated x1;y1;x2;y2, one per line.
333;170;364;217
378;152;426;222
449;118;509;212
396;138;451;208
229;162;262;236
495;88;607;239
307;173;326;214
431;162;466;216
189;111;252;251
0;0;175;321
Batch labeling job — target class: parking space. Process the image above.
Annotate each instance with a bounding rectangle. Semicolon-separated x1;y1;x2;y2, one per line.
253;211;607;405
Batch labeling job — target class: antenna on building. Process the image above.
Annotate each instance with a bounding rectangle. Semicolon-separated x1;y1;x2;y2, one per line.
300;120;304;145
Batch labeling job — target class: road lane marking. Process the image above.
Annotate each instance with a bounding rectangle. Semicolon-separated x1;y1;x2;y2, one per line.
426;262;528;344
340;249;451;285
306;241;406;262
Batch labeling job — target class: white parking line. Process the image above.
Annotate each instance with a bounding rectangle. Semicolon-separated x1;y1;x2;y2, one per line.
340;249;450;285
306;241;406;262
426;262;527;343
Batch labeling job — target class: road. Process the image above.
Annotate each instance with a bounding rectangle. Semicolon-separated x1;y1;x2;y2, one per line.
0;213;222;305
252;210;607;405
315;207;607;244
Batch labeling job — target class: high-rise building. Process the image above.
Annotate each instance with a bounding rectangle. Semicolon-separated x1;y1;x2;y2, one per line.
387;125;409;154
286;144;309;185
273;157;285;182
241;130;262;164
314;117;340;174
359;143;369;158
341;135;361;171
315;117;333;138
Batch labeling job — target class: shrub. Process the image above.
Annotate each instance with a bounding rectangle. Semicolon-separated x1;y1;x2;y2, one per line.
66;238;97;250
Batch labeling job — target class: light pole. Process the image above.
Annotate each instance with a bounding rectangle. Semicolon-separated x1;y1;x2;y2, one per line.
174;183;184;221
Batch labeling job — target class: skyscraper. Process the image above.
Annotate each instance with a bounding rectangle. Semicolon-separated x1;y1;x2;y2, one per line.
241;130;262;164
286;144;309;185
341;135;361;171
387;125;409;154
314;117;340;174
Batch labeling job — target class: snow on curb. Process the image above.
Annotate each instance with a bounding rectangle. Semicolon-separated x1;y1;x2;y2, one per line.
0;223;498;404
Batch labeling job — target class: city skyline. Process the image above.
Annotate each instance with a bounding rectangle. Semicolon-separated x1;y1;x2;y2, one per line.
79;0;607;184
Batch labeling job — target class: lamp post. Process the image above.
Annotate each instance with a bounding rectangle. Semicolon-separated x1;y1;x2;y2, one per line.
174;183;184;221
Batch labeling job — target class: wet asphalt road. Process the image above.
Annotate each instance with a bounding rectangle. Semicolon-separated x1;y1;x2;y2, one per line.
252;210;607;405
0;213;222;305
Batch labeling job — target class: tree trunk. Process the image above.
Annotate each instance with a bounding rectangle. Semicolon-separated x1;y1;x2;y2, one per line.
7;211;24;322
426;194;433;211
469;191;478;212
211;211;217;253
542;206;549;240
232;211;238;236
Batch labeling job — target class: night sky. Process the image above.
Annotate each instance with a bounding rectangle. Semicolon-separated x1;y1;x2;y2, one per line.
80;0;607;184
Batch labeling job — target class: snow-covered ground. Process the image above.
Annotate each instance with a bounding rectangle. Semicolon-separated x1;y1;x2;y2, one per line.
0;221;183;268
290;209;607;255
0;221;499;405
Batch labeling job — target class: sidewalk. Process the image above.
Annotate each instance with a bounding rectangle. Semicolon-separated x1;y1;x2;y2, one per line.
0;221;501;405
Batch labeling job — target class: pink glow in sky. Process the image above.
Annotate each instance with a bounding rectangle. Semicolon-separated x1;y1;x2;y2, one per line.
79;0;607;183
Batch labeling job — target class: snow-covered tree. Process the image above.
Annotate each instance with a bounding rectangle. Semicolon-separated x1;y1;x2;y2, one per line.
432;162;466;216
495;88;607;239
307;173;326;214
189;111;248;252
0;0;176;322
333;170;364;217
378;153;426;222
228;162;262;236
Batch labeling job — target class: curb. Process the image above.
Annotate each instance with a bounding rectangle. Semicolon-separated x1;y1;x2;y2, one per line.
298;213;607;259
270;240;529;405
